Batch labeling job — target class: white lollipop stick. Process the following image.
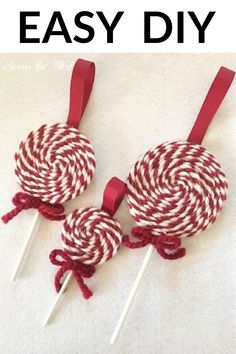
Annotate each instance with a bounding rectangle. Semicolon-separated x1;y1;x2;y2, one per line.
43;271;73;326
11;211;40;281
110;245;154;344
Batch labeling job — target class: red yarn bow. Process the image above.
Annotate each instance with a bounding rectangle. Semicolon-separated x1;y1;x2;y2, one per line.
1;192;65;223
123;227;186;260
50;249;96;299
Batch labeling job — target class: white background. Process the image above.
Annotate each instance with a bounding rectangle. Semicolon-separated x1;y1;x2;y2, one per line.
0;53;235;354
0;0;235;52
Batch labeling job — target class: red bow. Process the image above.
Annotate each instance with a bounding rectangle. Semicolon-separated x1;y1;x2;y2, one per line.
123;227;186;260
50;249;96;299
1;192;65;223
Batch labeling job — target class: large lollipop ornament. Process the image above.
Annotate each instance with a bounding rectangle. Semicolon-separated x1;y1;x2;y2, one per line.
2;58;96;281
43;177;126;325
126;141;227;252
110;66;235;343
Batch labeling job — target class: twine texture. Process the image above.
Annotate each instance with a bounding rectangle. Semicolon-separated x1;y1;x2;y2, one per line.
15;123;96;204
61;207;123;265
50;207;123;297
127;141;228;240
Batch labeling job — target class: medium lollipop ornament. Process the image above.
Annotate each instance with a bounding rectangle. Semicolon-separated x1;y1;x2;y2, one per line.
43;177;126;326
2;58;96;281
110;66;235;344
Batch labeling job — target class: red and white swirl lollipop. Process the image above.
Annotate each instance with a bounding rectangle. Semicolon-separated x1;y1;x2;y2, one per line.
111;66;235;344
125;141;227;258
43;177;126;326
15;123;95;204
60;207;123;267
2;58;96;281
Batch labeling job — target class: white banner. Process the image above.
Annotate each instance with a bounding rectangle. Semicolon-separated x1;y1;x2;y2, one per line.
0;0;234;52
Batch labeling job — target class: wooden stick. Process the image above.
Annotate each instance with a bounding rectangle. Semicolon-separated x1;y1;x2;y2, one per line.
43;271;73;327
11;211;40;281
110;245;154;344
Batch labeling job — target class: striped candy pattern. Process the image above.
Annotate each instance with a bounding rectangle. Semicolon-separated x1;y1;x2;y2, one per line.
61;207;123;265
15;123;96;204
127;141;228;238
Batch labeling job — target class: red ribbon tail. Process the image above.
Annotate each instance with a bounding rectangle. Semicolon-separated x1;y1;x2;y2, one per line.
73;272;93;300
123;235;149;249
156;245;186;260
1;205;24;224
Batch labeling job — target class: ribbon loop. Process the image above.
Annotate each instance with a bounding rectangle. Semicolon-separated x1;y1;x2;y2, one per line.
50;249;96;299
188;66;235;144
1;192;65;224
123;226;186;260
67;59;95;129
101;177;127;217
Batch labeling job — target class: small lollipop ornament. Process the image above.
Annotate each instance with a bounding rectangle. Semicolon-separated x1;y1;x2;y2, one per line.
2;58;96;281
43;177;126;325
110;66;235;344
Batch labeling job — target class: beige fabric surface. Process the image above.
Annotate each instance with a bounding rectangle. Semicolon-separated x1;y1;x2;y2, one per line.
0;54;235;354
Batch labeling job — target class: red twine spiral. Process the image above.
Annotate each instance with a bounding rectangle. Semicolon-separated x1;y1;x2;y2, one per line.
125;141;228;258
15;123;96;204
1;192;65;224
2;123;96;223
50;207;123;298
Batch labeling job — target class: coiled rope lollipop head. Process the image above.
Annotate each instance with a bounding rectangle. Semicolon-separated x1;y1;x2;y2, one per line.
124;141;228;259
2;123;96;222
15;123;95;203
50;206;123;298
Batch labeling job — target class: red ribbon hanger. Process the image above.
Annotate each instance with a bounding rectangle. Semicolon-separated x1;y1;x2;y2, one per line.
188;66;235;144
102;177;127;216
67;59;95;129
